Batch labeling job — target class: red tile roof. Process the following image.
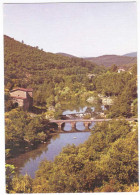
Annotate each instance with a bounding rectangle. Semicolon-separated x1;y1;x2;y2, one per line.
10;88;33;92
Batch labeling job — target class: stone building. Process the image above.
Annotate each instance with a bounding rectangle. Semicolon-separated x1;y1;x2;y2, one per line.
10;88;33;111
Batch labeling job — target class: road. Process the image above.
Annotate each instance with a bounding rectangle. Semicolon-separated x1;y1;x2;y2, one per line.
50;118;138;123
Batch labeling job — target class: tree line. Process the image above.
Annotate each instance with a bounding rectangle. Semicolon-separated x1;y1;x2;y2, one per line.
4;35;105;109
4;35;138;193
4;35;137;119
6;120;138;193
5;109;50;158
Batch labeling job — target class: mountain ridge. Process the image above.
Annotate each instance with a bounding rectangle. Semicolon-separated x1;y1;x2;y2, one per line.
56;52;137;69
84;55;136;68
123;52;137;57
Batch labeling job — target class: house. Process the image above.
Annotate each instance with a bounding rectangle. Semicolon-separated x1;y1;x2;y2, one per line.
117;68;125;73
10;88;33;111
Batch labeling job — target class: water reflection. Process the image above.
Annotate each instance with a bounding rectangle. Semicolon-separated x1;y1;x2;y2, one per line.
63;106;95;115
63;121;95;131
6;141;49;175
51;133;60;141
7;132;91;178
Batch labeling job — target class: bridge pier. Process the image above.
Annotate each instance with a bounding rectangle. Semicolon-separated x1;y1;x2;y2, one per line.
57;122;63;132
70;122;76;132
84;122;90;131
48;118;137;133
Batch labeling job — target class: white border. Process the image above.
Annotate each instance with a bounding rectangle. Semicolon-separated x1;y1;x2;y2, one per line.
0;0;139;194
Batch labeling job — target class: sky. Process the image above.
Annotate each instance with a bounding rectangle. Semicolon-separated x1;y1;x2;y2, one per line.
3;2;137;57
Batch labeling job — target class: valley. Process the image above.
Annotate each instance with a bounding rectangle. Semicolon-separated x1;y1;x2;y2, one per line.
5;35;138;193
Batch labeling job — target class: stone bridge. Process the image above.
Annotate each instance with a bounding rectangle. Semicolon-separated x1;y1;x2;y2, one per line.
49;118;137;133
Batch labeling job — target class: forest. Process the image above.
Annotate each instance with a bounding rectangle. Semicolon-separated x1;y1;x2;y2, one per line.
6;120;138;193
4;35;105;107
5;35;137;119
5;109;50;159
4;35;138;193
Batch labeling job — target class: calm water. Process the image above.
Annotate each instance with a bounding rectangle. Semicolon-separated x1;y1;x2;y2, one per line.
7;132;91;178
62;106;95;115
63;121;95;131
7;107;97;178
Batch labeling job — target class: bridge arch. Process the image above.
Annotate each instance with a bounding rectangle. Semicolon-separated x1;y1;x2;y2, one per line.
48;118;137;133
75;121;90;131
62;122;73;132
49;120;94;132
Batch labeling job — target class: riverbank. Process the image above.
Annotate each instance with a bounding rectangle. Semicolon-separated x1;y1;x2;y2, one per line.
5;109;52;159
6;131;91;178
6;120;138;193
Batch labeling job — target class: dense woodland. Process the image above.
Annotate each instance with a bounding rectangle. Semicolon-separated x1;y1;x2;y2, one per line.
5;35;138;192
6;120;138;193
5;109;50;159
4;35;137;118
91;64;137;118
4;35;105;110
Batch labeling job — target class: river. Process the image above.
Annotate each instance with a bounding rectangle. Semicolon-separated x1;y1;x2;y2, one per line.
7;132;91;178
62;106;95;115
7;106;98;178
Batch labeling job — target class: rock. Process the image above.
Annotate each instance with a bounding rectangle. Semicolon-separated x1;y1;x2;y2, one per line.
98;94;114;105
102;97;113;105
86;96;95;103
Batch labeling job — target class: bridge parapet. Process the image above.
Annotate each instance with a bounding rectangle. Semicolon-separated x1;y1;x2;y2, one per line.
49;118;137;132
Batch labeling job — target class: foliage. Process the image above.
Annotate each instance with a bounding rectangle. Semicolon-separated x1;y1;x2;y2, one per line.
5;35;138;193
5;91;14;112
4;35;105;110
11;174;32;193
132;98;138;117
8;120;138;193
90;67;137;118
4;35;137;119
5;109;49;157
110;64;118;72
5;164;15;192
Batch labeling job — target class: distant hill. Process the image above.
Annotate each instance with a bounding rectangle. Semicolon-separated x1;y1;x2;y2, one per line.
56;52;137;69
123;52;137;57
84;54;137;69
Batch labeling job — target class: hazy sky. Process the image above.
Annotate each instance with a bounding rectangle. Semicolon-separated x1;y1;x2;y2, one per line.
3;2;137;57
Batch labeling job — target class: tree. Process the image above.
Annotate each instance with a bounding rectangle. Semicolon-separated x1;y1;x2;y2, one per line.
110;64;118;72
99;130;138;186
11;174;32;193
6;164;15;192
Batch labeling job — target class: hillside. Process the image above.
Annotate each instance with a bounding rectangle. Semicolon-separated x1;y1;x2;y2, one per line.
4;35;106;108
84;54;137;69
55;52;137;69
4;35;103;89
56;52;76;58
